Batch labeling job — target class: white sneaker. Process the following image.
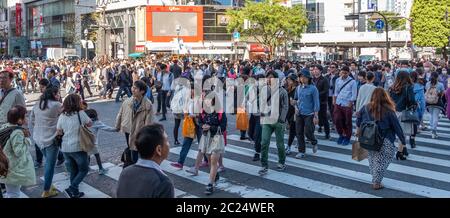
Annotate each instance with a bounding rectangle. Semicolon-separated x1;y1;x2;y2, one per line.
186;167;198;176
285;146;291;155
295;153;306;159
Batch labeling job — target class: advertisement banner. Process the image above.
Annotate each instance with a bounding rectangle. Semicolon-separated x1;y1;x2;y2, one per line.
146;6;203;43
15;3;22;36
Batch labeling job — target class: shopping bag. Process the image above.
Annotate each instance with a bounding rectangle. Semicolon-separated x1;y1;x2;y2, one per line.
352;140;368;162
182;116;196;139
236;107;249;131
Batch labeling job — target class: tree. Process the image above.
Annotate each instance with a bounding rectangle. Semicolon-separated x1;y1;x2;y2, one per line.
226;0;308;59
411;0;450;60
367;11;407;32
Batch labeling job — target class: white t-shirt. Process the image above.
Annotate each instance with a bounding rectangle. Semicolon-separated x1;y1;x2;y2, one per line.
57;111;92;153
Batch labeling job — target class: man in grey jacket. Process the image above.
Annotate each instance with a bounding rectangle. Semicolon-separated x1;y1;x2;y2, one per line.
258;71;288;176
116;123;174;198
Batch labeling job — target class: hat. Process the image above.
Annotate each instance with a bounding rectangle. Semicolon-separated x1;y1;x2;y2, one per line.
287;73;298;81
301;68;312;78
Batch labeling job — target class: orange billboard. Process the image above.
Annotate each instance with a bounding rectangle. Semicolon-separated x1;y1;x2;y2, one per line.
146;6;203;43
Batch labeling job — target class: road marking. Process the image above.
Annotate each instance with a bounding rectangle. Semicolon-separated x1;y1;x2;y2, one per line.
221;142;450;198
228;135;450;183
171;147;378;198
162;155;287;198
41;172;110;198
89;163;198;198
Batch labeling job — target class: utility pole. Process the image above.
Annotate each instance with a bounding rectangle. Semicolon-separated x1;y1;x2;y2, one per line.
361;11;390;61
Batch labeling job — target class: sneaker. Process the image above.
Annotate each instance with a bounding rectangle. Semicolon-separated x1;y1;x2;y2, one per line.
285;146;291;155
342;138;351;146
432;130;437;139
252;153;260;161
337;136;344;145
217;166;225;173
174;140;181;145
71;192;85;198
325;134;331;140
98;168;108;175
276;163;286;171
295;153;306;159
312;144;318;154
41;186;58;198
318;127;323;133
258;167;268;176
186;167;198;176
205;184;214;195
34;162;43;169
159;117;167;121
240;136;249;140
170;162;183;169
199;161;209;168
63;188;73;198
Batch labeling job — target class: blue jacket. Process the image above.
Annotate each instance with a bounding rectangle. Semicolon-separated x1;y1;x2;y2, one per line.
295;84;320;116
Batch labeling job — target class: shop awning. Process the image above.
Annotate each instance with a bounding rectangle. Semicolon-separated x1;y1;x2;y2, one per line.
128;52;144;58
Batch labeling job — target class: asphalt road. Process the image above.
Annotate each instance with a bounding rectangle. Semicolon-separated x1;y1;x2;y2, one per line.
16;89;450;198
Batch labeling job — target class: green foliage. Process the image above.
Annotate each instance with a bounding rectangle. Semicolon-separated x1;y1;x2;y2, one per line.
367;11;407;31
411;0;450;48
226;0;308;57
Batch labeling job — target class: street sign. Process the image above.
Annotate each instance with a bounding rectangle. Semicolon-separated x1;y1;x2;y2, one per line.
233;32;240;39
375;19;384;30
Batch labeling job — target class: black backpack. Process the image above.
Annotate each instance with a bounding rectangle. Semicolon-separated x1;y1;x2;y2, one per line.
358;106;384;151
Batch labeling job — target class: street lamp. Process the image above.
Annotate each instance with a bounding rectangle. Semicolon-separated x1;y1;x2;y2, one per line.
176;25;181;54
84;29;89;60
360;11;390;61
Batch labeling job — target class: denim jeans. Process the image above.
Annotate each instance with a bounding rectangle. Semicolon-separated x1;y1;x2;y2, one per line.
43;145;59;191
260;123;286;168
63;151;89;194
178;137;194;165
115;86;131;102
177;123;202;165
35;144;64;164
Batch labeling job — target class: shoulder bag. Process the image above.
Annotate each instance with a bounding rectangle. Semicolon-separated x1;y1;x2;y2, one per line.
400;85;420;124
77;112;96;152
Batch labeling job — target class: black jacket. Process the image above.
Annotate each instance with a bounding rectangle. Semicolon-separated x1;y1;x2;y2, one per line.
313;75;329;104
326;73;340;96
170;64;182;79
118;69;131;88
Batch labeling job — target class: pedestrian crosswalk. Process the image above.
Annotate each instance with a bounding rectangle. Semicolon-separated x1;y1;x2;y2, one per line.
14;116;450;198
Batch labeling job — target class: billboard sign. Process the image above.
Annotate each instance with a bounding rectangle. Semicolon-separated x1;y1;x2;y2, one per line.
146;6;203;43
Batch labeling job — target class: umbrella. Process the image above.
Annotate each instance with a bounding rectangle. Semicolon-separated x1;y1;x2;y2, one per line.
128;52;144;58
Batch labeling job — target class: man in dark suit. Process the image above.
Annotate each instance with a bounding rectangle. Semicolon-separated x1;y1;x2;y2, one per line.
116;124;174;198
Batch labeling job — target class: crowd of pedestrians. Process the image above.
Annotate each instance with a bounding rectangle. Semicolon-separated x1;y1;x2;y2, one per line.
0;56;449;197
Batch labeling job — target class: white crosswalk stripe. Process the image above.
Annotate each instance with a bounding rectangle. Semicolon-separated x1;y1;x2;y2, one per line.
170;147;378;198
41;172;110;198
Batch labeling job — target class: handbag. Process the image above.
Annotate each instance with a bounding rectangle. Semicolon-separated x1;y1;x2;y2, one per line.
400;85;420;124
352;140;368;162
77;112;96;152
236;107;249;131
208;128;225;154
182;116;196;139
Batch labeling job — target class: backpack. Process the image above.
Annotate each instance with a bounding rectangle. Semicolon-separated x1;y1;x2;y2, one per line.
425;85;439;104
358;106;384;151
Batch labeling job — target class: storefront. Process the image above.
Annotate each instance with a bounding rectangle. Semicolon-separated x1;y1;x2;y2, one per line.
24;0;76;58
